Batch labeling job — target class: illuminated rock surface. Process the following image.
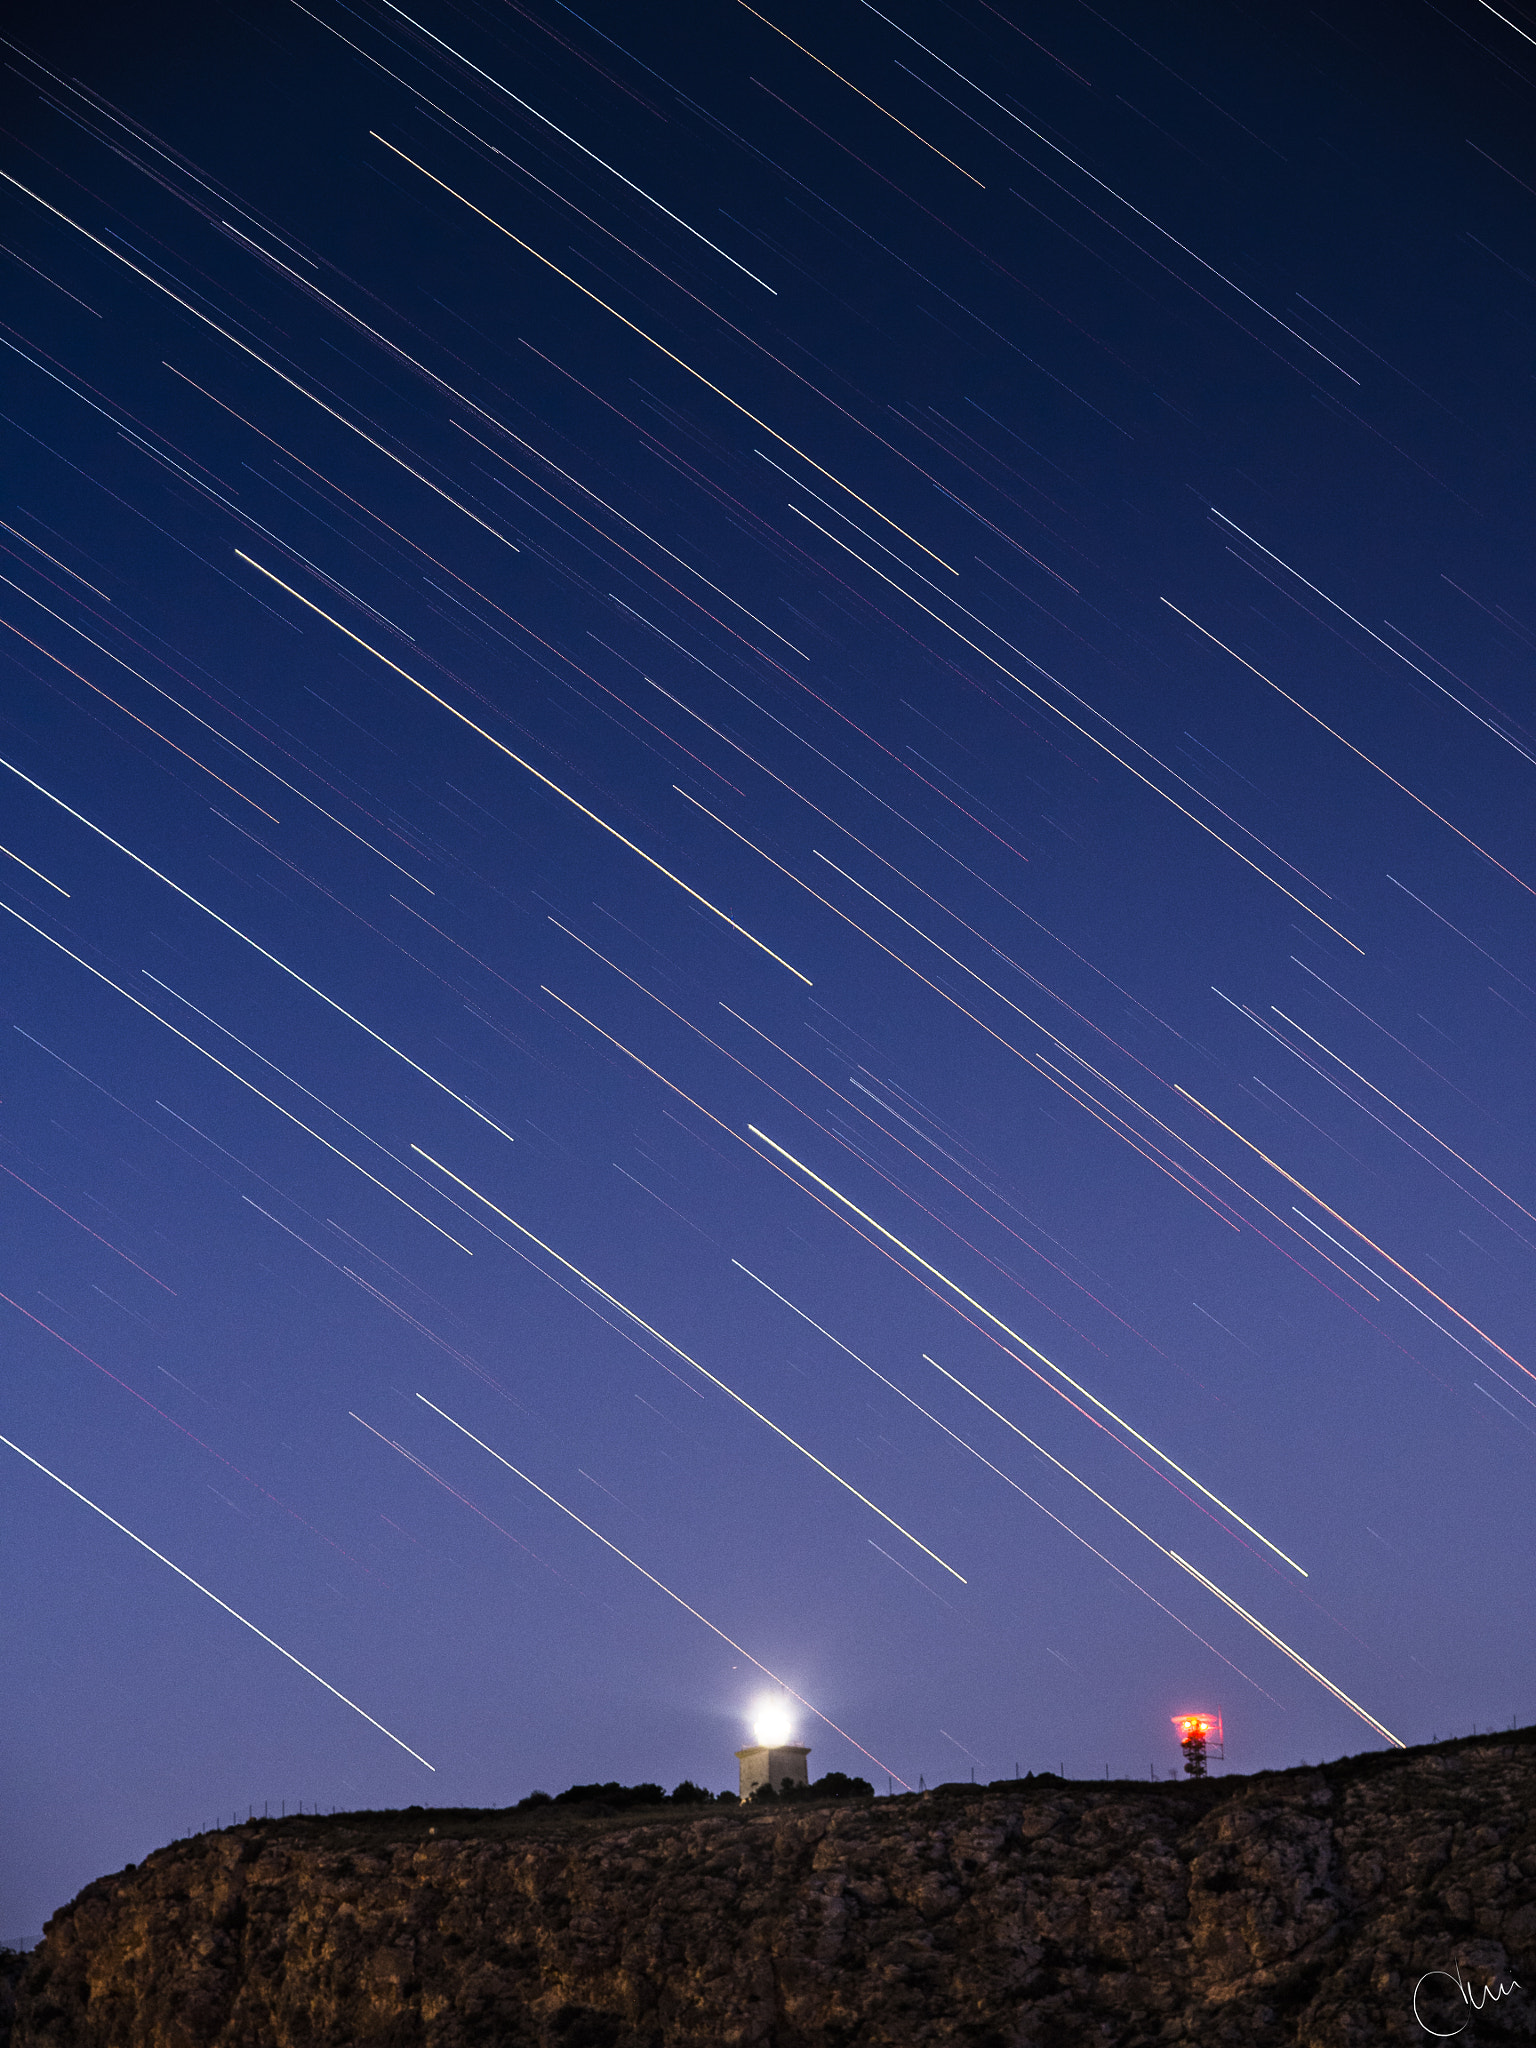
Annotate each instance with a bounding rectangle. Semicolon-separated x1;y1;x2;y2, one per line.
7;1734;1536;2045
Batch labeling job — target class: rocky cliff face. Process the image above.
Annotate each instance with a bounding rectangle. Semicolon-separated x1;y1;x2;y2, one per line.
9;1735;1536;2046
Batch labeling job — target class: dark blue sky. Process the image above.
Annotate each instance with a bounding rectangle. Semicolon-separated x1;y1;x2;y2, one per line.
5;0;1536;1942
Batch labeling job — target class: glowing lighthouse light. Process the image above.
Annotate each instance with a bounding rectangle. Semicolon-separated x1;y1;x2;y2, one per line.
753;1703;794;1747
736;1698;810;1800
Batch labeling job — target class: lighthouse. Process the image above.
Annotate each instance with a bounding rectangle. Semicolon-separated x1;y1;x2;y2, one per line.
736;1700;810;1800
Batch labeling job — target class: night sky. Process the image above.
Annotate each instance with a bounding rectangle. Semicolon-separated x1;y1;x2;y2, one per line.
5;0;1536;1944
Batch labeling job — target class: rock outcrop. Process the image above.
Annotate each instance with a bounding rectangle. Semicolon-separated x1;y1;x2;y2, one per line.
9;1734;1536;2045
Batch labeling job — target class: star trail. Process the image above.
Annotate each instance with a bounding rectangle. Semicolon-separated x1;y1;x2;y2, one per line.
4;0;1536;1940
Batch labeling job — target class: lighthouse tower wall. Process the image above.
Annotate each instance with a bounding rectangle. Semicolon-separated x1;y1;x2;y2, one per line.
734;1743;811;1800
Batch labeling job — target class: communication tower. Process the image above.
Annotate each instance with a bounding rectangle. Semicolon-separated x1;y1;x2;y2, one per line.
1172;1711;1223;1779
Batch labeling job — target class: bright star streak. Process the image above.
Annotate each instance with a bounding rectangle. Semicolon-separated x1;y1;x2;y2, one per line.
0;835;69;895
1175;1086;1531;1381
857;1;1355;378
758;480;1331;898
0;1431;434;1768
923;1353;1398;1741
374;0;777;290
677;789;1247;1231
1289;1211;1495;1368
541;972;1296;1566
747;1127;1306;1575
1;605;280;821
732;1262;1271;1693
0;899;473;1253
141;972;451;1199
1;568;432;886
1161;598;1536;900
1210;510;1536;769
369;135;955;574
451;420;808;657
0;166;522;552
0;750;516;1144
238;553;812;986
738;3;985;185
553;909;1198;1351
0;1159;174;1291
408;1146;964;1580
1270;1005;1536;1229
788;506;1362;949
410;1394;911;1787
1169;1553;1403;1747
1473;0;1536;47
924;1351;1239;1567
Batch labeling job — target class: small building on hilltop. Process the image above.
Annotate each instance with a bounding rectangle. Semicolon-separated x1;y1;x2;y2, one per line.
735;1741;810;1801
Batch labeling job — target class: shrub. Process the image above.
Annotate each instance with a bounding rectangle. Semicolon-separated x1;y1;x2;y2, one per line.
814;1772;873;1800
669;1781;711;1805
554;1782;622;1806
552;1782;665;1812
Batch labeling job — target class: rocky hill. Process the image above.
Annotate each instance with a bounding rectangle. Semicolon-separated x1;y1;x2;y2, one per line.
7;1732;1536;2046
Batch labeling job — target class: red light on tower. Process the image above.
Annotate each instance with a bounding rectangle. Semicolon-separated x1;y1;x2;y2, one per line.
1172;1712;1223;1778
